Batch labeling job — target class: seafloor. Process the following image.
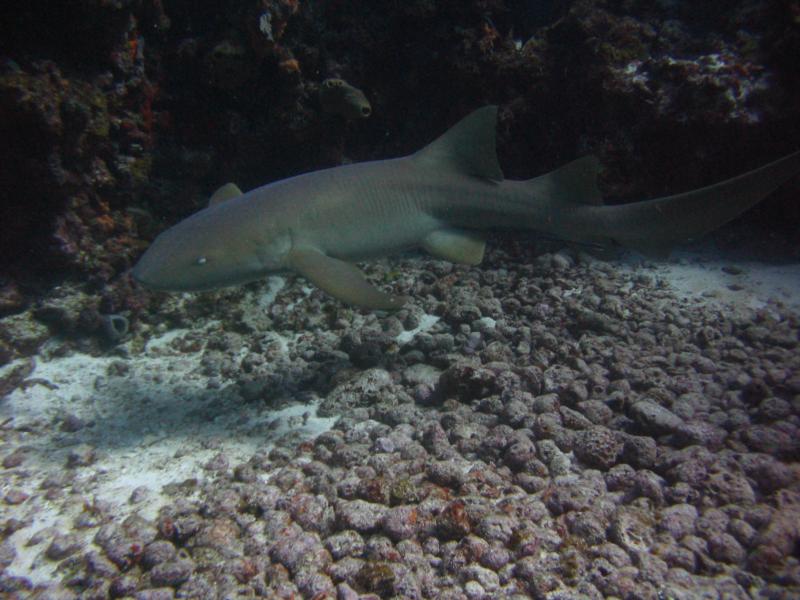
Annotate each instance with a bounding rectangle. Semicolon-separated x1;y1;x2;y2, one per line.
1;240;799;599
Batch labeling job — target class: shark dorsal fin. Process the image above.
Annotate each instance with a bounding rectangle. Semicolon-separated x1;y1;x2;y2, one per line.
548;156;603;206
413;105;504;181
208;183;243;207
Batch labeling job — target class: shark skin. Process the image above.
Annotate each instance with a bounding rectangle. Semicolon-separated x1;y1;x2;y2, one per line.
132;106;800;309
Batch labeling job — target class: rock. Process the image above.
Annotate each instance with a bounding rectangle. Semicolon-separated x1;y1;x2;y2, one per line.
355;561;401;596
402;363;441;387
658;504;698;540
707;532;746;564
46;533;81;560
427;459;468;489
565;511;607;545
573;427;623;470
270;530;329;575
66;444;97;467
324;530;365;560
544;475;604;515
609;506;654;552
438;363;499;401
672;421;727;449
459;562;500;592
739;424;796;456
295;569;336;598
630;400;684;435
479;543;512;570
142;540;177;569
335;499;387;533
621;434;657;469
287;493;335;535
149;559;194;587
438;499;472;540
738;453;794;494
704;467;756;506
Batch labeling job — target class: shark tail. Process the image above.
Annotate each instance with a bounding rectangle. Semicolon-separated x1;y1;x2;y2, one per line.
604;151;800;257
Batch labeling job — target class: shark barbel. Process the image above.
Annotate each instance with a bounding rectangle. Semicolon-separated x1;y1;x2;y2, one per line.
132;106;799;309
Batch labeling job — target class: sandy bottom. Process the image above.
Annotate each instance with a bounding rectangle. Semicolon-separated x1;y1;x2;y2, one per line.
0;323;340;584
627;248;800;315
0;248;798;594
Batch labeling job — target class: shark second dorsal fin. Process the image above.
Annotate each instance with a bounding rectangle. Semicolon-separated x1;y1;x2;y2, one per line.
521;155;604;208
208;183;243;207
547;156;603;206
412;106;504;181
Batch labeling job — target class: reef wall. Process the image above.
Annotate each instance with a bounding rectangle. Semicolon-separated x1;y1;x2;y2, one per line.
0;0;798;342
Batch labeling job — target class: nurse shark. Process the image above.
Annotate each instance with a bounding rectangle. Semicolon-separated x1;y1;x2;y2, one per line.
132;106;799;309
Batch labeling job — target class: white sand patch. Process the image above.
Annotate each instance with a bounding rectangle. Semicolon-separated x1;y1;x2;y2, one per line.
0;322;337;585
0;281;444;585
620;248;800;317
397;314;440;345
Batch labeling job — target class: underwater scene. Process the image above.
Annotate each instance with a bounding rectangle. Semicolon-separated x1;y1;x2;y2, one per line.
1;1;800;598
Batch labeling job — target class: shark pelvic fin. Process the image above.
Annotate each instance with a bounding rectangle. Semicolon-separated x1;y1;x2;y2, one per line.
422;229;486;265
413;105;504;181
288;247;408;310
208;183;244;207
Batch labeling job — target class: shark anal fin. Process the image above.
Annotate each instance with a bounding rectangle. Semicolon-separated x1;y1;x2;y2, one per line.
288;247;408;310
209;183;243;206
625;239;673;259
422;229;486;265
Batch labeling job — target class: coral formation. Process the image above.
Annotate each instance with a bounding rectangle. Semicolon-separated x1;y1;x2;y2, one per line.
0;0;798;322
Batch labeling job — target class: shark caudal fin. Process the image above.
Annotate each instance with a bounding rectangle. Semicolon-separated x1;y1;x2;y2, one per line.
607;151;800;257
412;106;504;180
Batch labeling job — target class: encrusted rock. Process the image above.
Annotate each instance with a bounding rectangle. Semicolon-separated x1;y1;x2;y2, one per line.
335;499;388;533
149;558;194;587
609;506;654;553
573;427;623;470
45;533;82;560
142;540;177;569
629;400;684;435
658;504;698;540
383;505;421;542
325;530;365;560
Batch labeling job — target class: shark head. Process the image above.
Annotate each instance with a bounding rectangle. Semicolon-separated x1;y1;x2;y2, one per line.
132;200;291;292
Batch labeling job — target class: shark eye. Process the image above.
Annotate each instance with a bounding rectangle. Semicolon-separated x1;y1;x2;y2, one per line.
196;256;208;265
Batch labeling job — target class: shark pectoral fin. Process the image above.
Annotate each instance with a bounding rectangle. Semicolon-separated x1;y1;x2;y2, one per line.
422;229;486;265
208;183;243;206
288;247;408;310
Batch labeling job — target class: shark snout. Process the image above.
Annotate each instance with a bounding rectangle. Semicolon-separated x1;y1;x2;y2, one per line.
130;243;178;291
130;253;160;289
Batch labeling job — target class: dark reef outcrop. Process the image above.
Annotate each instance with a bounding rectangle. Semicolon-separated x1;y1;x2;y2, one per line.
0;0;798;338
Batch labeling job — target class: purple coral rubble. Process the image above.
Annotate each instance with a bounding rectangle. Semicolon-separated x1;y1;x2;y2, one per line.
72;240;793;597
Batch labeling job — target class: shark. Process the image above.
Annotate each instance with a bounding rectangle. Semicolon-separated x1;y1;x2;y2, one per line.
132;105;800;309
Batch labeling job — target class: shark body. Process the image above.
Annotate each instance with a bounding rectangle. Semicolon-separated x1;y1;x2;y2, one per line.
132;106;800;309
